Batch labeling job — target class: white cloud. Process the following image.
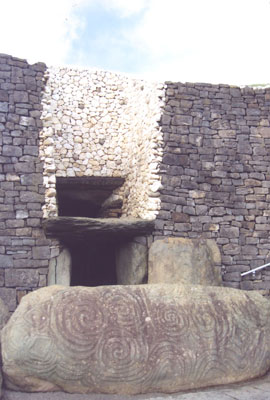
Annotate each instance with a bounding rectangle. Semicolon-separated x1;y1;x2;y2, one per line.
1;0;270;85
0;0;86;65
101;0;148;17
126;0;270;84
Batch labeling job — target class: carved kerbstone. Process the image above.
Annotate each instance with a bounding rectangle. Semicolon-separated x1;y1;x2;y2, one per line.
2;285;270;394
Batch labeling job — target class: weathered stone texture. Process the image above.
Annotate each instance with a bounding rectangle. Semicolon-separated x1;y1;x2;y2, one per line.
48;247;71;286
0;296;9;399
116;238;148;284
1;53;270;298
43;217;155;242
40;67;165;220
0;296;9;330
157;82;270;290
0;54;53;311
148;237;222;286
2;285;270;394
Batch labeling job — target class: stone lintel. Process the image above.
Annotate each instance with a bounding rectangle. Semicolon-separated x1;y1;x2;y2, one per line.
43;217;154;243
56;176;125;191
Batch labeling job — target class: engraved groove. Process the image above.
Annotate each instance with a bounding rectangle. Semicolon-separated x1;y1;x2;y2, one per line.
3;285;270;395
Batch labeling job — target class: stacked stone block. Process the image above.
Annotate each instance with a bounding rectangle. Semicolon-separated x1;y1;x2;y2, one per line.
156;82;270;290
0;54;53;311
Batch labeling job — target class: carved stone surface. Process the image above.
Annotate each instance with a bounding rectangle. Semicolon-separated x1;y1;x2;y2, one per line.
2;285;270;395
148;237;222;286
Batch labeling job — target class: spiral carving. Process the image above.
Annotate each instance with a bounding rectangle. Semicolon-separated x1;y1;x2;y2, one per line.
50;289;104;359
2;285;270;395
23;301;52;333
100;287;148;334
153;303;189;338
94;330;148;383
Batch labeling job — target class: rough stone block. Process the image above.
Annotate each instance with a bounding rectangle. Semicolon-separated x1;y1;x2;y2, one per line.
223;272;241;282
172;115;193;126
2;285;270;395
174;223;191;232
148;237;222;286
163;153;182;166
15;162;35;173
0;255;13;268
20;192;44;203
0;90;8;102
220;226;239;238
5;269;39;288
172;212;189;223
32;246;50;260
24;145;39;156
0;287;16;311
0;102;8;112
13;91;28;103
19;116;35;126
20;174;42;185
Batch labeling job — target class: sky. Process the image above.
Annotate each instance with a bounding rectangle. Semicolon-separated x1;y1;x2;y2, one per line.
0;0;270;86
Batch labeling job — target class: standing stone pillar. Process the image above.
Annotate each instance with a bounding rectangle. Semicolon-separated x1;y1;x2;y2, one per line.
48;247;72;286
115;237;148;284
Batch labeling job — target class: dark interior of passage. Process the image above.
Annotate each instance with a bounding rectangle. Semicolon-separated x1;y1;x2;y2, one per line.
69;241;117;286
56;176;124;286
56;176;124;217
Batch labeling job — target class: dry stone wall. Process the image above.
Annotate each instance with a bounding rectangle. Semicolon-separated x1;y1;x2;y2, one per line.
1;52;270;304
40;67;164;219
0;54;55;312
156;82;270;290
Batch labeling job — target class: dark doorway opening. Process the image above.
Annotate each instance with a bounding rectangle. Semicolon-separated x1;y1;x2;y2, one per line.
69;241;117;286
56;176;125;286
56;176;125;218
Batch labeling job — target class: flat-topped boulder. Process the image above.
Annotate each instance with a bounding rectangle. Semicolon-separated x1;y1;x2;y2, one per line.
2;284;270;395
148;237;222;286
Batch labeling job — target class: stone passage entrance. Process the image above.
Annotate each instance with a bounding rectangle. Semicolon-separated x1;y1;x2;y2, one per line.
55;176;124;286
44;177;154;287
69;241;117;286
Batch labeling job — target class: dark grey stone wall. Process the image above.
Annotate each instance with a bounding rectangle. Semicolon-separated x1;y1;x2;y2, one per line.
0;54;51;311
156;82;270;291
2;53;270;306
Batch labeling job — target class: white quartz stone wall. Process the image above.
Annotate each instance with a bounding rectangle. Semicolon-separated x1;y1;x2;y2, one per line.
40;67;165;219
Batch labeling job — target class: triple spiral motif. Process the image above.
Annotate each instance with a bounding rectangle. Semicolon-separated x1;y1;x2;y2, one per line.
6;285;270;394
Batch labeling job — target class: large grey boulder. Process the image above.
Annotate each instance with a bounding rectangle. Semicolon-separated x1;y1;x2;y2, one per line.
2;284;270;395
148;237;222;286
0;297;10;399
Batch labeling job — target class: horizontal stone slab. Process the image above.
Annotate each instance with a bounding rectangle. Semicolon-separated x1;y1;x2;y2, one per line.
2;284;270;395
43;217;155;242
56;176;125;191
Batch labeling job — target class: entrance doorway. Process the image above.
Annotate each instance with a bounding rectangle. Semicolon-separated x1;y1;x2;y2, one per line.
69;241;118;286
56;176;124;286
